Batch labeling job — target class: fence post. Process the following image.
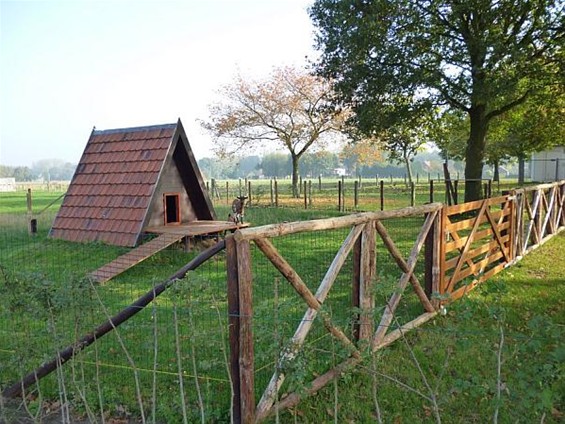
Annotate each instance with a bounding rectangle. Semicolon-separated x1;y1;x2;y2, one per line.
226;182;230;205
270;179;274;206
227;237;255;423
226;237;241;422
429;180;434;204
338;180;342;212
354;180;359;209
425;210;441;308
274;178;279;208
303;181;308;209
248;181;252;205
26;188;34;235
318;175;322;191
308;180;312;207
410;182;415;207
453;180;459;205
380;180;384;211
353;222;376;343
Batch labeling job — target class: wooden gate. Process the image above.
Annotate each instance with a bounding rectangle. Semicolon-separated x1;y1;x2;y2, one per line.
440;195;515;302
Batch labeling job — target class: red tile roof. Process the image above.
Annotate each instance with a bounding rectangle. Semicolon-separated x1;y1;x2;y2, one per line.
51;123;179;247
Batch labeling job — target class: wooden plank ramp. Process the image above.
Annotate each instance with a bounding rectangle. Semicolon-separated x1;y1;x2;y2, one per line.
91;233;184;283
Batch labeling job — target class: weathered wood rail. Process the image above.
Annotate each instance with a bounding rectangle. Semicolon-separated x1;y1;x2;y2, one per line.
226;180;565;423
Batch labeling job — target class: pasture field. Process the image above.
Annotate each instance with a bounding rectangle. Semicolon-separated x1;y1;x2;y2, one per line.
0;188;563;423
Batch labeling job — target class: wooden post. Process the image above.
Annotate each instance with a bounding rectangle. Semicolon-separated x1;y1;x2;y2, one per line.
26;188;33;235
303;181;308;209
226;181;230;205
238;179;242;197
410;182;415;207
308;180;312;207
352;235;361;341
338;180;343;212
318;175;322;191
359;222;376;341
483;182;488;199
380;180;384;211
354;180;359;209
237;239;254;424
416;173;419;184
453;180;458;205
206;181;210;192
274;179;279;207
299;176;303;196
248;181;252;204
429;180;434;204
438;206;447;297
425;211;440;308
226;237;241;422
270;179;274;206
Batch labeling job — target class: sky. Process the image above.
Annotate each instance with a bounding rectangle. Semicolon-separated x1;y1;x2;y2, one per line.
0;0;316;167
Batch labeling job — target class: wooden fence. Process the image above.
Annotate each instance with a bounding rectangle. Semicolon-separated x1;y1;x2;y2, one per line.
226;180;565;423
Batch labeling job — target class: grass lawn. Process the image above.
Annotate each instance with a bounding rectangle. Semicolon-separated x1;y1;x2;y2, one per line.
1;189;563;423
276;232;565;423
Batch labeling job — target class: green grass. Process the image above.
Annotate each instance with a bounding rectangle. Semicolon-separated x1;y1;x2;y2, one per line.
274;232;565;423
1;189;563;423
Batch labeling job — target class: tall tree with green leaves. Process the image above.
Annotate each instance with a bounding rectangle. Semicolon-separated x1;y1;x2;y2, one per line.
310;0;564;201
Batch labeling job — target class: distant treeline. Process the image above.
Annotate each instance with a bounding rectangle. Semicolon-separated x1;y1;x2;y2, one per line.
0;159;76;182
198;150;518;180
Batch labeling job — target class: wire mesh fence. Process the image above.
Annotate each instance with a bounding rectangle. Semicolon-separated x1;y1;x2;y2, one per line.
1;180;563;422
208;177;526;213
0;190;235;422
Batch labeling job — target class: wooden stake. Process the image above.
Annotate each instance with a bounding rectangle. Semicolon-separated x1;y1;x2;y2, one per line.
236;239;255;424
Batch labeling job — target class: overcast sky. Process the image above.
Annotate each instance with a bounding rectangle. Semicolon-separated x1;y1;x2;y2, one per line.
0;0;316;167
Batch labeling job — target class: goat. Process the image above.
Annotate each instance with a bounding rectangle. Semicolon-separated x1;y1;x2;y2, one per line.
229;196;248;224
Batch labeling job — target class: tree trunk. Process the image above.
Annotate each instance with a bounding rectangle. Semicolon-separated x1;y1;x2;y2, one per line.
291;154;300;198
403;153;413;188
518;156;525;185
464;106;488;202
493;159;500;182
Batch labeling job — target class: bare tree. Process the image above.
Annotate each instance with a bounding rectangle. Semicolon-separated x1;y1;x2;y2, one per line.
201;66;349;197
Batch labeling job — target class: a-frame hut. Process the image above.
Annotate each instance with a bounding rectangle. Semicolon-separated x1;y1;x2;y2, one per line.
50;119;220;247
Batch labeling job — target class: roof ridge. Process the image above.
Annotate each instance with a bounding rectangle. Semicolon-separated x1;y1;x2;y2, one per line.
92;123;177;135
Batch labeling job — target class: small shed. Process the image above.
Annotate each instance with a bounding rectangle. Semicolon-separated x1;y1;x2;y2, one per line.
530;146;565;182
50;120;218;247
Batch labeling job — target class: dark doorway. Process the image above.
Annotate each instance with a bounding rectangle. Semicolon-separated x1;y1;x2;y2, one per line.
164;193;181;225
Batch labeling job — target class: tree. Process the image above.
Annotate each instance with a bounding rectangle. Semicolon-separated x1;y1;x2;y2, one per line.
381;124;429;187
310;0;564;201
201;66;349;197
340;139;383;177
261;153;291;178
301;151;339;177
488;83;565;183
